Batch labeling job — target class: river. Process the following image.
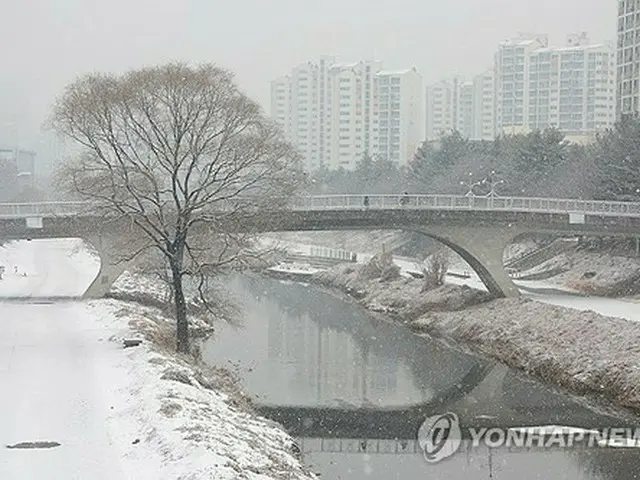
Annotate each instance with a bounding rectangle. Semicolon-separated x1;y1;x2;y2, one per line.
202;274;640;479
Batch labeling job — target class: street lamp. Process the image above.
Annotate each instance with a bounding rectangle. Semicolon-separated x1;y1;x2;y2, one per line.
481;170;505;208
482;170;505;199
460;172;482;197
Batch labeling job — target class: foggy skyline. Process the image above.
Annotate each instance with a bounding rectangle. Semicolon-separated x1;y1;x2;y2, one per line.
1;0;617;154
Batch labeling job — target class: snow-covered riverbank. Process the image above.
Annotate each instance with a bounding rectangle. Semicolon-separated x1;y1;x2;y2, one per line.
263;232;640;297
312;263;489;319
0;240;315;480
308;260;640;416
0;297;315;480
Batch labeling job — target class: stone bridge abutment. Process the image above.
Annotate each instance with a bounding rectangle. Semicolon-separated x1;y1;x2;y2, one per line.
82;234;135;299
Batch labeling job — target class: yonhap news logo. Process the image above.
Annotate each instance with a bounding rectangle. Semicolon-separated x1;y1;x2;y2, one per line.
418;412;640;463
417;412;462;463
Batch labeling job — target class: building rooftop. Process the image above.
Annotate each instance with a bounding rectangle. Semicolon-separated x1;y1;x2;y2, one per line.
532;43;610;53
499;33;548;48
377;68;417;76
331;62;360;69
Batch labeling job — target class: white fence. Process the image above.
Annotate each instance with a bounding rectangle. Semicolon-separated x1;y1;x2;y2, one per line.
308;246;357;261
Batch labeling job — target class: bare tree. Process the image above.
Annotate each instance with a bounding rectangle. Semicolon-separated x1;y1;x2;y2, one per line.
49;62;305;353
421;249;450;291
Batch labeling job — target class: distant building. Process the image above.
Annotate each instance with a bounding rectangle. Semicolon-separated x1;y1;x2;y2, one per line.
527;34;616;135
270;58;423;171
471;69;496;141
495;33;616;138
374;68;424;167
0;147;36;175
270;76;292;142
325;59;381;170
616;0;640;117
425;76;470;140
426;73;495;142
494;33;549;135
270;56;336;172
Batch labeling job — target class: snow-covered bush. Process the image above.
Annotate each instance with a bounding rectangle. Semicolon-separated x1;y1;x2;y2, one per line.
359;251;401;281
421;249;450;291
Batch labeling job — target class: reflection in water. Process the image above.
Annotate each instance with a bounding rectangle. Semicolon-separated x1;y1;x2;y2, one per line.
204;274;483;408
570;447;640;480
202;274;640;479
296;439;640;479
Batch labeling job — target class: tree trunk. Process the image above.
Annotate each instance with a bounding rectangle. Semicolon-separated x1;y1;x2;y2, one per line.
170;262;189;354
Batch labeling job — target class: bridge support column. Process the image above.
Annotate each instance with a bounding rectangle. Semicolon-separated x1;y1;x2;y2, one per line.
417;225;523;298
83;235;133;299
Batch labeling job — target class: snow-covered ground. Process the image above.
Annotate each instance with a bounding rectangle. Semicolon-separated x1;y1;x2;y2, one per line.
262;233;640;298
263;231;406;254
0;240;315;479
2;236;639;479
412;297;640;415
0;300;314;480
268;263;322;275
0;239;99;297
261;236;640;321
534;251;640;293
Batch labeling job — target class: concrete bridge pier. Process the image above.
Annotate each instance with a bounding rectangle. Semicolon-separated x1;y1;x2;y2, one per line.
417;225;523;298
83;235;133;299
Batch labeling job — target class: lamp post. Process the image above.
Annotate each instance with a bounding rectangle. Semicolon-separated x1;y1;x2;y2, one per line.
482;170;505;207
460;172;482;198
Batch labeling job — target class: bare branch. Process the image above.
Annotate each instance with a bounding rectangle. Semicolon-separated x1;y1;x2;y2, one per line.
49;62;305;353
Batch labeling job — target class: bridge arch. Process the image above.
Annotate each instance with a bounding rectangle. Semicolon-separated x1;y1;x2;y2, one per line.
411;225;525;298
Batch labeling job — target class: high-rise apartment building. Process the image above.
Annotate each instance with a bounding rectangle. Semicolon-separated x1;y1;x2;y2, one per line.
326;60;381;170
471;69;496;140
425;77;471;140
270;56;336;172
270;76;292;141
495;33;616;140
374;68;424;167
617;0;640;116
270;58;423;171
426;75;494;141
528;35;616;137
495;33;549;135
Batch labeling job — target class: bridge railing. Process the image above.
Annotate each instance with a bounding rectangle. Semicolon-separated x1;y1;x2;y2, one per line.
289;194;640;216
0;194;640;218
0;201;92;218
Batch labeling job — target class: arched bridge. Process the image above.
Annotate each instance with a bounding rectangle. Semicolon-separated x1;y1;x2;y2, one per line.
0;194;639;299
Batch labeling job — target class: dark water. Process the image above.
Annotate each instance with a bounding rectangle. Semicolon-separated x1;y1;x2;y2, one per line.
202;274;640;479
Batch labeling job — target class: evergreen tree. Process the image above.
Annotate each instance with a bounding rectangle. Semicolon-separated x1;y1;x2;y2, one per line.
590;115;640;201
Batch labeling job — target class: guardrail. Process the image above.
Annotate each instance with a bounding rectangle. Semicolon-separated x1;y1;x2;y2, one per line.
291;194;640;216
0;194;639;219
0;201;92;218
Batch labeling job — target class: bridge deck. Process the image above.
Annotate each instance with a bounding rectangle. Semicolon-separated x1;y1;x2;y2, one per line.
0;194;639;219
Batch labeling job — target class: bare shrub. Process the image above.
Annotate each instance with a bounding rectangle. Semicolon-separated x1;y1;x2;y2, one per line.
421;249;450;292
359;251;400;281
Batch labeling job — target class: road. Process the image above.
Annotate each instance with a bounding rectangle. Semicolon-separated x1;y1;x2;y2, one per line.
0;239;99;298
0;305;129;478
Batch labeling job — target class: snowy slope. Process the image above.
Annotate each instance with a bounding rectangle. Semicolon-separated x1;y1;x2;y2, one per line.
0;300;314;480
0;240;315;479
0;302;131;479
0;239;100;297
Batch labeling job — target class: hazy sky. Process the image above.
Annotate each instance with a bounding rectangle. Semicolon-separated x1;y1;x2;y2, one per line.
0;0;617;153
